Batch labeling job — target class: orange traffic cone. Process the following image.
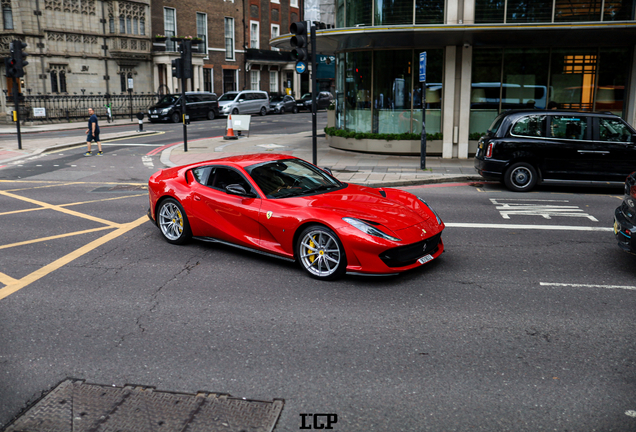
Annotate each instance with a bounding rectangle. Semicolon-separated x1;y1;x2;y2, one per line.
223;114;238;140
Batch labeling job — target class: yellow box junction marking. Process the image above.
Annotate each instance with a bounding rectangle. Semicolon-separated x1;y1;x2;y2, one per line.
0;180;150;300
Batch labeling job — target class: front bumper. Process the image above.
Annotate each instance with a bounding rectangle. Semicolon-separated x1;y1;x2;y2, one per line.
614;205;636;254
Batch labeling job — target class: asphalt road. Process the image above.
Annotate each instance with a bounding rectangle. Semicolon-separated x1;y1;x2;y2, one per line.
1;132;635;431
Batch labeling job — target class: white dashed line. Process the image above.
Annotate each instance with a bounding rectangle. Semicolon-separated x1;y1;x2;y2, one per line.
541;283;636;291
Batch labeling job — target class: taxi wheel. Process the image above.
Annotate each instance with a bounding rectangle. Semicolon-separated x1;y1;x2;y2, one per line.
157;198;192;245
297;225;347;280
504;162;538;192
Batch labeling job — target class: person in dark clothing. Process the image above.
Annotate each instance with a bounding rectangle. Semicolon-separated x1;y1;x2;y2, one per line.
84;107;103;156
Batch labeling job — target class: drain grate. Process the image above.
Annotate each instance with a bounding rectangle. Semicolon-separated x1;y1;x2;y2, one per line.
4;379;284;432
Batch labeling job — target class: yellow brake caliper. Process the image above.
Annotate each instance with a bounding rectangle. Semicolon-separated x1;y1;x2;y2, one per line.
308;237;317;263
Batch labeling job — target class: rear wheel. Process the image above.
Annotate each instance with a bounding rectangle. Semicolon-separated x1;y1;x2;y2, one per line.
260;106;267;116
296;225;347;280
280;107;285;114
504;162;538;192
207;110;215;120
157;198;192;245
292;106;298;114
171;112;180;123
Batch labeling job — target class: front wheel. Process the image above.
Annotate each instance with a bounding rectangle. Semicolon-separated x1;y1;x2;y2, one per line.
157;198;192;245
279;107;285;115
232;108;239;115
297;225;347;280
171;112;180;123
504;162;538;192
292;106;298;114
207;110;216;120
260;107;267;116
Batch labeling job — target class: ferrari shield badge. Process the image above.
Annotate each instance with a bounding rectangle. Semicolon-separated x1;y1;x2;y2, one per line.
267;211;273;219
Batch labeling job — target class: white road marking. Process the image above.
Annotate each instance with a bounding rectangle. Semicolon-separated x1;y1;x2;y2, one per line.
141;156;154;168
490;198;599;222
541;282;636;291
445;223;612;232
257;144;285;149
215;143;234;152
102;143;162;147
625;410;636;418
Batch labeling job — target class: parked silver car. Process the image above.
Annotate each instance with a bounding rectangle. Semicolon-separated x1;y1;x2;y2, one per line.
269;95;298;114
219;90;269;116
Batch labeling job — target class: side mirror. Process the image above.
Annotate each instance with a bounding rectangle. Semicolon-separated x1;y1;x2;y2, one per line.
238;99;244;103
226;184;255;198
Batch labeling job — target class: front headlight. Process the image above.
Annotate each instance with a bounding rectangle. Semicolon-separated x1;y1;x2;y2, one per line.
161;108;170;114
418;198;442;225
343;217;401;242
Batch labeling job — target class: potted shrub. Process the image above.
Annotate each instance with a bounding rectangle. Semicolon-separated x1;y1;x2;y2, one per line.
154;34;167;42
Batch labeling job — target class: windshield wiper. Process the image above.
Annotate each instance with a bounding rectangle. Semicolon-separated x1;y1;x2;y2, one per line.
305;184;337;194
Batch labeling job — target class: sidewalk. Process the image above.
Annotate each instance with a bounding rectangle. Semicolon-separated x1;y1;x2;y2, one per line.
0;120;481;187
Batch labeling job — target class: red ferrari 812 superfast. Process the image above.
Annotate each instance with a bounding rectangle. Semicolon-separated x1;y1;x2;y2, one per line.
147;154;444;280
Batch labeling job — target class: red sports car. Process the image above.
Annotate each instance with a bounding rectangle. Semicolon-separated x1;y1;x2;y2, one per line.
147;154;445;280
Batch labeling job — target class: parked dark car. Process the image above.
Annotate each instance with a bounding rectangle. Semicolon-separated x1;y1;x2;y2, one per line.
269;95;297;114
474;110;636;192
296;92;334;111
614;171;636;254
148;92;219;123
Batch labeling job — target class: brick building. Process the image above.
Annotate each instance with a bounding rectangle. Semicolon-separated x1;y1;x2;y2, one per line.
151;0;302;97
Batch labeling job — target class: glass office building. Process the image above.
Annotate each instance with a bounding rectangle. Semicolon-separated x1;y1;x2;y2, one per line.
275;0;636;157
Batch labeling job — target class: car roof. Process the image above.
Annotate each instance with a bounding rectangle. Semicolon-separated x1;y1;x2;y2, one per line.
185;153;297;169
500;109;622;119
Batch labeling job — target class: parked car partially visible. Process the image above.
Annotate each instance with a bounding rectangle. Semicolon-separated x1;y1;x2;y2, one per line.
148;92;219;123
269;95;297;114
296;92;334;111
218;90;269;116
474;109;636;192
614;171;636;254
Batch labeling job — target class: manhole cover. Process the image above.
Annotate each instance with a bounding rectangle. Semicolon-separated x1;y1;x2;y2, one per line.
92;185;147;192
4;379;284;432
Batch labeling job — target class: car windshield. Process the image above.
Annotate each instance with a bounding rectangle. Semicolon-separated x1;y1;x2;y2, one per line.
156;95;180;106
246;159;343;199
270;96;285;103
219;93;238;102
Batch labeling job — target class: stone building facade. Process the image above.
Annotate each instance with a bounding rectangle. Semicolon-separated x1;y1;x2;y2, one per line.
1;0;153;120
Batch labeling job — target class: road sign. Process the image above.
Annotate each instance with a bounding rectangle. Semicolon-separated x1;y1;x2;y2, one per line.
295;61;307;74
419;52;426;83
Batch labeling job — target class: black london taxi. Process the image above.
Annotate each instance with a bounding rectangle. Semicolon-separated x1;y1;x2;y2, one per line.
474;110;636;192
614;171;636;254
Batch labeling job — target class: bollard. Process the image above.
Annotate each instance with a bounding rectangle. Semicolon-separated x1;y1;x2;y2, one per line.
136;111;144;132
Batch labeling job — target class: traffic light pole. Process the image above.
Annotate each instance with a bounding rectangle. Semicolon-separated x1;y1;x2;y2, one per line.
12;79;22;150
310;23;317;166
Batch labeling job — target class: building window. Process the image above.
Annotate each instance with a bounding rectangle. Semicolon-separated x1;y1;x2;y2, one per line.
120;16;126;33
270;71;278;93
140;18;145;35
133;17;138;34
120;72;133;92
49;67;68;93
2;0;13;30
204;68;212;92
164;7;177;51
109;17;115;33
50;70;58;93
251;70;260;90
271;24;280;51
415;0;444;24
346;0;372;26
375;0;413;24
250;21;259;48
475;0;634;23
196;12;207;56
290;0;298;7
225;17;234;60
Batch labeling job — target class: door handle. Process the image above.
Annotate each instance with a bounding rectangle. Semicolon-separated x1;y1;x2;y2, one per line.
577;150;609;154
193;195;201;201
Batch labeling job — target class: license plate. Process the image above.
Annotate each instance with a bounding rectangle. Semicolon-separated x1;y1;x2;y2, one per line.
418;254;434;264
151;115;158;118
614;220;620;235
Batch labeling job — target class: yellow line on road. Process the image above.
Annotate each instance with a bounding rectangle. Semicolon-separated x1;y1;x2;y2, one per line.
0;190;121;227
0;226;114;250
0;215;148;301
0;272;18;286
6;182;81;192
0;193;148;217
0;180;146;186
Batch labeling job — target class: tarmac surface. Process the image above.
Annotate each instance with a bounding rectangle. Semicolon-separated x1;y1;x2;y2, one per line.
0;119;480;187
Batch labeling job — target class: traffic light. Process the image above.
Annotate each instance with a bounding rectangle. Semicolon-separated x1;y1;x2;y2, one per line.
171;58;182;79
181;40;192;79
5;57;17;78
290;21;308;63
10;40;28;78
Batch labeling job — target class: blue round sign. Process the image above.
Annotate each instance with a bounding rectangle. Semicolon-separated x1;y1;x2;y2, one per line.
295;61;307;74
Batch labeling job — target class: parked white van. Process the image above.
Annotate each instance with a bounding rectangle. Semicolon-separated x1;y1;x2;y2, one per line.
219;90;269;116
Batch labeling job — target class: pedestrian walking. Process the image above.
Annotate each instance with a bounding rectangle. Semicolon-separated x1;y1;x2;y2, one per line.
85;107;103;156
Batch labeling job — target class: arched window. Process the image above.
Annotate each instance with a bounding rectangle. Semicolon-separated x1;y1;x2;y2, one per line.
133;17;138;34
2;0;13;30
140;18;145;35
109;17;115;33
119;16;125;33
126;16;131;34
59;71;67;93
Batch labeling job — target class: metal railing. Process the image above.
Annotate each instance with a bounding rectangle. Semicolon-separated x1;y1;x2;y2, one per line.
4;93;161;123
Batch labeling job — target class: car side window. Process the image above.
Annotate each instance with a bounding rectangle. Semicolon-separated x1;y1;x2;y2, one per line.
511;115;547;137
191;167;212;185
549;116;588;140
208;167;254;193
599;117;632;142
